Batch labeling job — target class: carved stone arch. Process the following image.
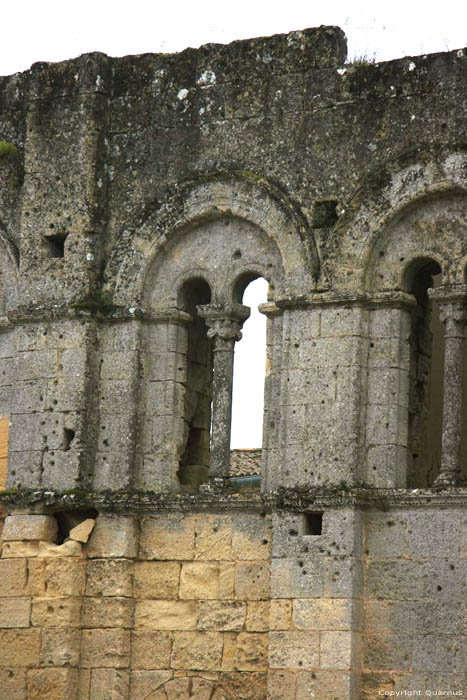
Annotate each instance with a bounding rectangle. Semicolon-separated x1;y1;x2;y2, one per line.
106;171;318;305
323;149;467;293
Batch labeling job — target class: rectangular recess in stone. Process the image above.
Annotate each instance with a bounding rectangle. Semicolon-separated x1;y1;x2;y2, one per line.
44;231;68;258
303;512;323;536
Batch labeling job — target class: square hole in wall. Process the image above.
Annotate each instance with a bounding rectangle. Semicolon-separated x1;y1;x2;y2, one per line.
303;512;323;536
44;232;68;258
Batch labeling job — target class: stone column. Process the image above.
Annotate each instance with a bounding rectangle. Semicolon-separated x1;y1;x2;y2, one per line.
429;286;467;486
197;303;250;479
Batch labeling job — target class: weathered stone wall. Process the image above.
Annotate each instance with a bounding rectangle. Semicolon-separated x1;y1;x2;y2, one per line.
0;24;467;700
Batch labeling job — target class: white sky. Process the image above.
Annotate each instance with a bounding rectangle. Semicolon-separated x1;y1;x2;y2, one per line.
2;2;465;447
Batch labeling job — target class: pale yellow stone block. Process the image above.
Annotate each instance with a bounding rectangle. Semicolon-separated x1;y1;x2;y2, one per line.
81;629;131;668
269;631;319;670
170;631;223;670
27;668;79;700
27;558;46;596
235;632;269;671
40;628;81;667
69;518;95;543
140;515;196;560
219;562;235;599
246;601;270;631
0;629;41;667
32;596;82;628
179;562;219;600
194;514;232;560
3;514;58;542
0;597;30;628
89;669;129;700
197;600;246;631
221;632;237;671
134;561;180;599
82;597;134;628
235;562;270;600
130;670;172;699
2;541;41;557
267;670;298;700
135;600;198;630
293;598;353;631
0;557;28;595
78;669;91;700
131;630;172;669
86;559;133;597
45;557;86;596
231;515;272;561
270;600;292;630
320;631;353;670
0;668;25;700
296;670;354;700
87;515;137;558
38;540;83;557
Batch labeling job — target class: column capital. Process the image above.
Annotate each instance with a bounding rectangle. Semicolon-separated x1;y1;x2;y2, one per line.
197;303;250;341
428;285;467;329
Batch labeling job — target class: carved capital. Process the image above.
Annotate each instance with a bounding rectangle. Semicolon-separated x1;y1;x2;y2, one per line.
197;303;250;342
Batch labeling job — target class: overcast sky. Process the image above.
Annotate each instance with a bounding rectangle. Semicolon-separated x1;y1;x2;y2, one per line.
3;2;465;447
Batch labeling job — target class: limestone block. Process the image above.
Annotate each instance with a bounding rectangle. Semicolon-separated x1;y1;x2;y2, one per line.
0;668;25;700
221;632;237;671
135;600;198;630
217;671;268;700
197;601;246;631
26;668;79;700
269;631;319;669
293;598;353;631
86;515;137;558
235;632;268;671
78;668;91;700
134;561;180;599
40;628;81;667
235;563;270;600
267;670;297;700
32;597;82;628
81;629;131;668
246;601;270;631
295;670;354;700
0;597;31;628
219;563;235;599
320;630;353;670
69;518;95;543
231;514;272;561
2;514;58;542
365;513;404;558
270;557;324;598
170;631;223;670
27;558;47;596
1;541;41;557
131;630;172;669
38;540;84;557
404;509;460;558
86;559;133;597
179;562;220;600
363;632;413;672
194;514;232;560
365;560;425;600
89;669;130;700
45;557;86;596
270;600;292;630
82;597;134;628
0;558;28;596
140;515;196;560
0;629;41;667
129;670;173;699
323;556;362;598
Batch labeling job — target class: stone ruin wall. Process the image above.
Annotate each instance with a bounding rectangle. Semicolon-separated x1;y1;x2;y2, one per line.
0;25;466;700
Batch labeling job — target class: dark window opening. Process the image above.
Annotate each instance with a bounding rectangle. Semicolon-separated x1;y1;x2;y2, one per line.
303;512;323;536
63;428;75;451
177;278;213;491
45;232;68;258
405;259;443;486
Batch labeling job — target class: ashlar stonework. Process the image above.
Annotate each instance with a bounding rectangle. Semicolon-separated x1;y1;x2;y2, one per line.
0;25;467;700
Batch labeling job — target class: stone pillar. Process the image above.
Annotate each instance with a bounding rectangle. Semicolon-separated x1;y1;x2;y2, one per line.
429;286;467;486
197;304;250;479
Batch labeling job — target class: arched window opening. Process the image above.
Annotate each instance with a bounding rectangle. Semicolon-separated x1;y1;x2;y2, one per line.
230;277;268;478
177;278;213;490
405;259;443;486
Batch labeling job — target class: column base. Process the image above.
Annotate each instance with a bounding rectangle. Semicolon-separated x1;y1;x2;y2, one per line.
434;470;466;487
